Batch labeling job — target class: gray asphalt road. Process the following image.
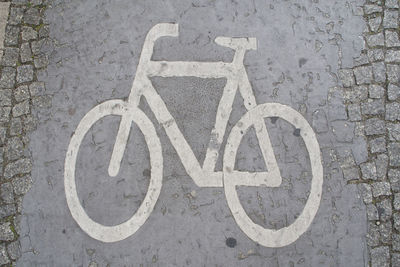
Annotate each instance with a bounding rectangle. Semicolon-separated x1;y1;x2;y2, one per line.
13;0;371;266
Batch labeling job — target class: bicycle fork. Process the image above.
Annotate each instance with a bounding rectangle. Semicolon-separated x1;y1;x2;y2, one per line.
106;24;179;178
108;113;133;177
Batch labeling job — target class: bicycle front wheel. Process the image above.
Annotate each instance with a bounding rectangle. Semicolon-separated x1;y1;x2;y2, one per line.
64;100;163;243
223;103;323;248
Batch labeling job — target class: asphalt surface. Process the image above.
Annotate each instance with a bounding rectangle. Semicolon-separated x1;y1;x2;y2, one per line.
2;0;399;266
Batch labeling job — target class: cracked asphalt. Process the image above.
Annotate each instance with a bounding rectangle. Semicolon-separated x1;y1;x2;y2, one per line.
0;0;399;266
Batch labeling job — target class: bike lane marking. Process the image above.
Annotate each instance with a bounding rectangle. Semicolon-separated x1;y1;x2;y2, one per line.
65;23;323;247
65;101;163;242
16;1;369;265
223;103;323;247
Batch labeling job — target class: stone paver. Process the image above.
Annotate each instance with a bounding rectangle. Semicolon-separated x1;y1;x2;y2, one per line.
0;2;10;63
1;0;399;266
0;1;48;266
16;0;369;266
341;1;400;266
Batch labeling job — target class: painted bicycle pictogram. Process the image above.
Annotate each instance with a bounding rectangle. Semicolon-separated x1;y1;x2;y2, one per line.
64;23;323;247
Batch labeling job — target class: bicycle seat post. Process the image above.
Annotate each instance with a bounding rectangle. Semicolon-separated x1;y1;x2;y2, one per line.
215;37;257;66
215;37;257;50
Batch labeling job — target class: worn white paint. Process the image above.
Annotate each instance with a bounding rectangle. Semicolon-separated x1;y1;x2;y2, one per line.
224;103;323;247
65;101;163;242
64;23;323;246
0;2;10;63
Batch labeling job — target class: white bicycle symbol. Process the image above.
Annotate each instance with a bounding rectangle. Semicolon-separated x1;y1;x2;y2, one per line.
64;23;323;247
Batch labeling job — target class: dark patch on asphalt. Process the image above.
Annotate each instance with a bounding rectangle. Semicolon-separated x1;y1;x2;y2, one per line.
270;116;278;124
143;169;151;177
226;237;237;248
299;58;308;67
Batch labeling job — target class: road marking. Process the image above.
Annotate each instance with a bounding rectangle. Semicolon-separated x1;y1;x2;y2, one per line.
65;23;323;247
224;103;323;247
65;101;163;242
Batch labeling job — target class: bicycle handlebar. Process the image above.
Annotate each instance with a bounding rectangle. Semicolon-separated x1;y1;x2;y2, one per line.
138;23;179;65
148;23;179;40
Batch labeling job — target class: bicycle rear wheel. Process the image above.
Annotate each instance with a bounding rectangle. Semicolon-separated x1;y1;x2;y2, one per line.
64;100;162;242
223;103;323;247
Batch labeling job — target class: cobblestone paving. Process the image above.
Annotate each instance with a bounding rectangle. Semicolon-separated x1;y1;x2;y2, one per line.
16;0;368;266
0;2;10;63
336;1;400;266
0;0;399;266
0;0;49;265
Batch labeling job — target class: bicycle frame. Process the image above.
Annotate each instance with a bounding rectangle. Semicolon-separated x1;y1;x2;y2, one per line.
108;23;282;188
64;23;323;246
